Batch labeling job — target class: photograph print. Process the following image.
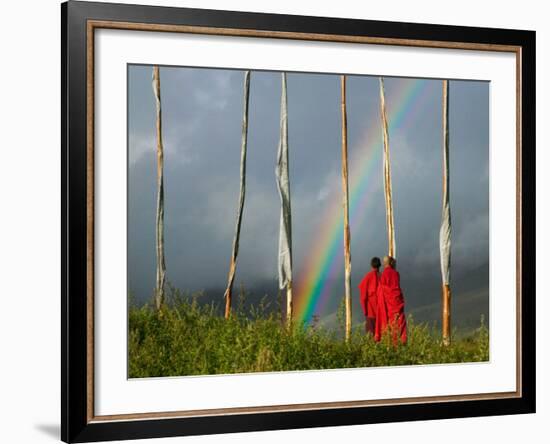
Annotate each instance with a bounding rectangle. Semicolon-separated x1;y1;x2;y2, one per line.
127;65;489;378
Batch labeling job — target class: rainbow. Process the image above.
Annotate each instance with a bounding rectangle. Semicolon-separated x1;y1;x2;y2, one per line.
295;77;434;324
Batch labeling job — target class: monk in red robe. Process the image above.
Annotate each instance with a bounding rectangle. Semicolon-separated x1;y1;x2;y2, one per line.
358;257;381;335
375;256;407;344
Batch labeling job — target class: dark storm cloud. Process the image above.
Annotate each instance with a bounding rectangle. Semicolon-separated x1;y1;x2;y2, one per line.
128;65;489;328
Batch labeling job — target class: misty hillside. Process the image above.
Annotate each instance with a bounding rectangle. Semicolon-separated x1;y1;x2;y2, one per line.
131;261;489;332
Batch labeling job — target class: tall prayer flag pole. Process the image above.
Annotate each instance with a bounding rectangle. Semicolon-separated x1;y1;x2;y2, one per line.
276;73;294;326
340;75;352;342
224;70;251;319
440;79;452;346
152;66;166;310
379;77;396;258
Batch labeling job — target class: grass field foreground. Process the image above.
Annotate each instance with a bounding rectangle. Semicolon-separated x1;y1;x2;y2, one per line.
129;289;489;378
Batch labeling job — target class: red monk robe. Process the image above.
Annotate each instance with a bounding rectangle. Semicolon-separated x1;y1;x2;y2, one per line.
375;266;407;344
358;269;379;334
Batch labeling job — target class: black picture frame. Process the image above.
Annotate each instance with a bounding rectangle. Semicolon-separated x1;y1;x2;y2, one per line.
62;1;536;442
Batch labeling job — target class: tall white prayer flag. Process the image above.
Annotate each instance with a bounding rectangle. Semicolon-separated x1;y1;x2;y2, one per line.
440;79;452;345
275;72;293;322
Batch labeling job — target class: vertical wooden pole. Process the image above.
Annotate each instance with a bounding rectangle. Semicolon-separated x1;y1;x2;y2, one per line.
224;71;251;319
224;264;233;319
442;285;451;345
440;79;452;346
340;75;352;342
379;78;396;258
286;282;293;327
152;66;166;310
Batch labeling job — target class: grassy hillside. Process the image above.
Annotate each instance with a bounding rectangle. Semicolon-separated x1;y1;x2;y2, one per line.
128;289;489;378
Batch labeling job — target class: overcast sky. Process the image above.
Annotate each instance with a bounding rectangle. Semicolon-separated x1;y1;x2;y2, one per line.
128;65;489;328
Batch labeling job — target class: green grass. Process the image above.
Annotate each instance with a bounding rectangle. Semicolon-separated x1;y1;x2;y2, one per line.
128;288;489;378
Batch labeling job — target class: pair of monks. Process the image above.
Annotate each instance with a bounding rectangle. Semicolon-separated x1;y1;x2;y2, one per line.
358;256;407;344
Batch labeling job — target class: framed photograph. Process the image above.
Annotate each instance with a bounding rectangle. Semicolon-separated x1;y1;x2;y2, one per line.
61;1;535;442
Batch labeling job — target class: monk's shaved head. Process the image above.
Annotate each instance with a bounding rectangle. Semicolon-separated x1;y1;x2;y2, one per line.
383;256;396;268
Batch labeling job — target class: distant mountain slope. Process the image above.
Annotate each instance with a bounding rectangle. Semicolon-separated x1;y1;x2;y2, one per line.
410;287;489;332
316;286;488;335
131;263;490;334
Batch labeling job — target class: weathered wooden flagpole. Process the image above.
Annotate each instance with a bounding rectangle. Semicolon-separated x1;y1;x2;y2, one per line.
224;70;251;319
340;75;352;342
379;78;396;258
440;79;452;346
276;72;294;326
152;66;166;310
